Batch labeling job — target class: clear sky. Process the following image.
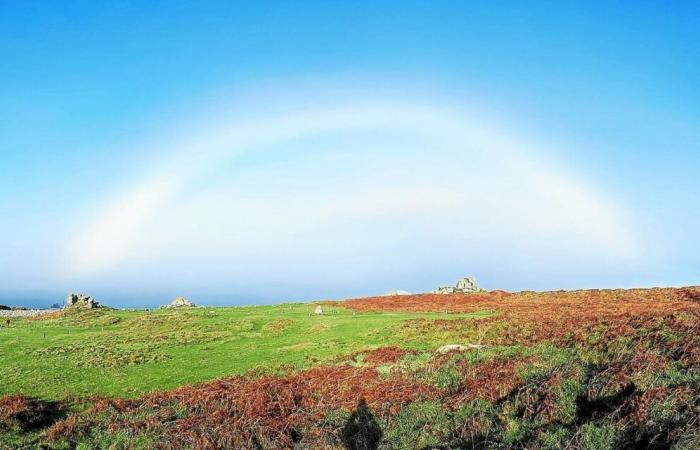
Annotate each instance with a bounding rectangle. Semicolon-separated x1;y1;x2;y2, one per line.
1;1;699;307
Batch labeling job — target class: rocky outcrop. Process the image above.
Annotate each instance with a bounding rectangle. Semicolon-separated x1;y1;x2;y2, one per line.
65;293;100;309
383;290;412;296
456;277;479;291
431;277;483;294
162;296;195;309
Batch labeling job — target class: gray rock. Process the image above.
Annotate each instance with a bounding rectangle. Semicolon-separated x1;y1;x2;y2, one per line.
383;290;412;296
431;276;483;294
162;296;195;308
65;293;100;309
456;277;480;292
436;343;485;354
432;286;458;294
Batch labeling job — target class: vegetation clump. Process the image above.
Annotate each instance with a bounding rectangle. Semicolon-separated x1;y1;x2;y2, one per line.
34;342;168;368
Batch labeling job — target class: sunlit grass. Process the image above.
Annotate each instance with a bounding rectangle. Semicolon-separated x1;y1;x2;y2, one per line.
0;304;492;399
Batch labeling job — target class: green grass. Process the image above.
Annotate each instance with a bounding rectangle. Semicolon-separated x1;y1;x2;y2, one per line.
0;305;492;399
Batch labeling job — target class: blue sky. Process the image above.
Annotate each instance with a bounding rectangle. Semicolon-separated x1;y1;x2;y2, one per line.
1;1;699;307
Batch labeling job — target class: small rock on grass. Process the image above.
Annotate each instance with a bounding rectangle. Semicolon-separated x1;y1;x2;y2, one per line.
436;344;485;354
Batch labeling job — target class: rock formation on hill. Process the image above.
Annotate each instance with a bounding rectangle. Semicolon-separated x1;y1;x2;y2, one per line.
383;290;412;296
162;296;195;308
65;293;100;309
432;276;483;294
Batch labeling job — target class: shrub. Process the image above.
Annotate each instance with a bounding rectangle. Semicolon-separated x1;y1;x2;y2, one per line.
552;377;584;424
538;427;571;449
580;421;617;450
453;399;495;445
429;362;463;395
384;401;453;449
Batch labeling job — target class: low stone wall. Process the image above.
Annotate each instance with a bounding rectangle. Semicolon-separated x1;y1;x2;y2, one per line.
0;309;57;318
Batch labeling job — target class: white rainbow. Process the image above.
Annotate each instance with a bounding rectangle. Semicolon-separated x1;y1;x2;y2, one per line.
62;98;638;280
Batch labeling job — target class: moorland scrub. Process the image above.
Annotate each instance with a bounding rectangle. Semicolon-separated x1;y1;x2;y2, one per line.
2;288;700;449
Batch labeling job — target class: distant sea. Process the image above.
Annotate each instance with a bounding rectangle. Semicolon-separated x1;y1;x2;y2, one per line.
0;296;63;310
0;292;319;310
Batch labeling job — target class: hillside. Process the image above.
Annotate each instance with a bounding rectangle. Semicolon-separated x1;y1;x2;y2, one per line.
2;287;700;449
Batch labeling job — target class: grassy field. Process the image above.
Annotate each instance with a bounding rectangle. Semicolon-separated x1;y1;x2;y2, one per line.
0;304;492;399
3;288;700;449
